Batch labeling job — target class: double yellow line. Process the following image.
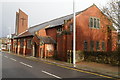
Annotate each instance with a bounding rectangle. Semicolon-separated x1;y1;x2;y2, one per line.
5;51;118;79
44;61;114;79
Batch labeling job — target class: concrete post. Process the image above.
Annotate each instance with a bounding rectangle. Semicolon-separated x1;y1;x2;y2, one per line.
17;39;20;55
41;48;43;59
18;45;20;55
33;45;35;57
23;39;26;56
23;45;26;56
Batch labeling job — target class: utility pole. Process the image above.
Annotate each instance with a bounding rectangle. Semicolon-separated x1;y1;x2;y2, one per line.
8;27;11;53
73;0;76;67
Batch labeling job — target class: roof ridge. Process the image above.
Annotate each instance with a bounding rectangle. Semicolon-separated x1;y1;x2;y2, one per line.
17;30;28;36
29;14;73;29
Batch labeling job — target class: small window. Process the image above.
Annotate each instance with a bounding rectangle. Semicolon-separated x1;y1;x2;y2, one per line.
27;39;32;49
102;41;105;50
90;41;94;51
70;23;73;32
57;27;62;32
96;41;100;50
94;18;96;28
84;41;88;51
35;31;39;35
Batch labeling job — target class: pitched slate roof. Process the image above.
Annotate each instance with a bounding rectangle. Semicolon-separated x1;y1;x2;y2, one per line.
13;30;34;39
28;14;74;33
28;4;100;33
38;36;56;44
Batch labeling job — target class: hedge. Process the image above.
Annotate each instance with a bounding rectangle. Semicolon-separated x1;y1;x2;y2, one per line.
83;51;120;66
53;50;120;66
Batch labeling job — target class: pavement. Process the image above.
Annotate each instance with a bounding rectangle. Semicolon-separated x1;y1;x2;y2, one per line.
1;51;120;80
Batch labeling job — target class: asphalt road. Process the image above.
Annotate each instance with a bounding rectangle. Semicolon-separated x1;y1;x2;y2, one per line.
1;52;115;80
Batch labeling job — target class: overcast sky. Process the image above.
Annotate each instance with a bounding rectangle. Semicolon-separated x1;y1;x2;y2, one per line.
0;0;109;38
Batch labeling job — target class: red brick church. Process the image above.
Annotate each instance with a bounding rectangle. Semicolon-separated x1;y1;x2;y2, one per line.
11;4;118;62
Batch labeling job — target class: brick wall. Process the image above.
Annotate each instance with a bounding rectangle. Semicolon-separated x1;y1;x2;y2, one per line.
53;5;117;61
46;28;57;41
37;28;47;36
63;5;115;52
111;31;118;51
12;37;33;56
16;9;28;35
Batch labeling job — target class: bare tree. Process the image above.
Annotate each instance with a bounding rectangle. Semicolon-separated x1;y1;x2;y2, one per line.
102;0;120;30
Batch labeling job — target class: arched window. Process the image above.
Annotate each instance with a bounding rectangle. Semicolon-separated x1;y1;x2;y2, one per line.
90;18;93;27
94;18;96;28
97;19;100;28
89;17;100;29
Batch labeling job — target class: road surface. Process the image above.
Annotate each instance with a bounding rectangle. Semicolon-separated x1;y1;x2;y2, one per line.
1;52;114;80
